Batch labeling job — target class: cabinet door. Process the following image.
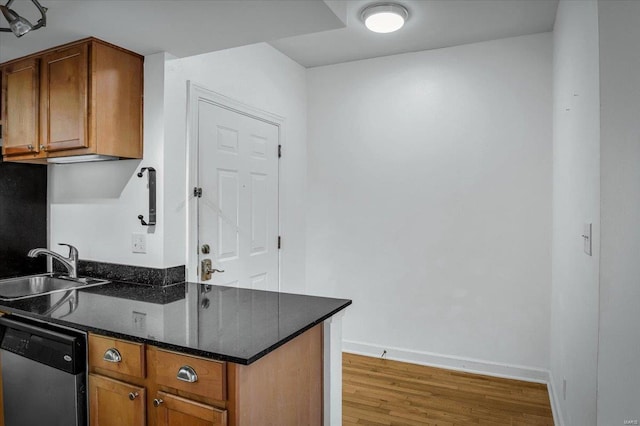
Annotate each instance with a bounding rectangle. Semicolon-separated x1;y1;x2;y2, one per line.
155;391;227;426
40;43;88;153
1;58;40;157
89;374;145;426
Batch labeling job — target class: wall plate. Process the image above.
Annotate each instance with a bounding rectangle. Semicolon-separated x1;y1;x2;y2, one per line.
583;223;592;256
132;233;147;254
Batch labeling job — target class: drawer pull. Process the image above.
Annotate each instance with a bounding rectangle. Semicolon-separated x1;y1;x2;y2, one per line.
128;392;139;400
153;398;164;407
176;365;198;383
103;348;122;363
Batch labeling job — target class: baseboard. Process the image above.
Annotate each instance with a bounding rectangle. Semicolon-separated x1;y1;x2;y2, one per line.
547;372;566;426
343;340;550;384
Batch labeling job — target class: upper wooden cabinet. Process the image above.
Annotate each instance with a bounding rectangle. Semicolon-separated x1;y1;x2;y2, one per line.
41;43;89;154
1;58;39;157
0;38;143;163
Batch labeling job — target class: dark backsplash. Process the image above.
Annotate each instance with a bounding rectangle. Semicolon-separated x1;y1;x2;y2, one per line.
0;158;48;279
71;260;186;287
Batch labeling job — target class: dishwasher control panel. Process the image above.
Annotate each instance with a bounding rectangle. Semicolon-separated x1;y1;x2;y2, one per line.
0;316;84;374
1;328;30;355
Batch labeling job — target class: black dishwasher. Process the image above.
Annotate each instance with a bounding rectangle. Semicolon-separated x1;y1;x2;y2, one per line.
0;316;86;426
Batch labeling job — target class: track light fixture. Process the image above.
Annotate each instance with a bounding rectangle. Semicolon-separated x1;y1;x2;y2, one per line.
0;0;47;38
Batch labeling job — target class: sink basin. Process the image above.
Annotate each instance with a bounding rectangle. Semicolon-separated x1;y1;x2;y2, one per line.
0;274;110;301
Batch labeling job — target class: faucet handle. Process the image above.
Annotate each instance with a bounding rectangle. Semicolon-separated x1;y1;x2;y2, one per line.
58;243;78;261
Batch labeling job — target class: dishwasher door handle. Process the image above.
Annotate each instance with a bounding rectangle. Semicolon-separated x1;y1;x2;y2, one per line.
103;348;122;363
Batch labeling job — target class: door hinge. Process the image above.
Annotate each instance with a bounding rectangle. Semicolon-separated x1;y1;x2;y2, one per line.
193;187;202;198
278;144;282;158
278;236;281;249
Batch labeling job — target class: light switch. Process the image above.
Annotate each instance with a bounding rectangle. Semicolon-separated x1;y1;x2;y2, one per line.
582;223;592;256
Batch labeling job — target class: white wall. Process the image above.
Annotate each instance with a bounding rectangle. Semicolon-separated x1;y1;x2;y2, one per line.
550;1;601;425
597;1;640;423
47;43;308;293
306;33;553;374
49;52;169;268
163;43;308;293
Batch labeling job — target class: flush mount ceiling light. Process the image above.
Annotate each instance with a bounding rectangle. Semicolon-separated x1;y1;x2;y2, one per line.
361;3;409;34
0;0;47;38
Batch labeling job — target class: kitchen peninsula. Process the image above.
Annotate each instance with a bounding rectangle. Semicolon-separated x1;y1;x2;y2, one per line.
0;280;351;426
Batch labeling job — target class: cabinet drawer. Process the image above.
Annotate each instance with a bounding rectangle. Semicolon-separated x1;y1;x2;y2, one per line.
89;334;145;379
153;349;226;401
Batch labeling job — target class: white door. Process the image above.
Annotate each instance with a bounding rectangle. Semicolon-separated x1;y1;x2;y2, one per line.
196;99;279;291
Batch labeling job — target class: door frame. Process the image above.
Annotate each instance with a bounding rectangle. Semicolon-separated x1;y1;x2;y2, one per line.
185;81;284;288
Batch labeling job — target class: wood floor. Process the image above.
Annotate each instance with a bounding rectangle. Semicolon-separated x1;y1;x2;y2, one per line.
343;353;554;426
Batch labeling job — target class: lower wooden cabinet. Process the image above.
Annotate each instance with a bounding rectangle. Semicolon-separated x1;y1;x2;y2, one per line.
89;374;146;426
88;325;322;426
154;391;227;426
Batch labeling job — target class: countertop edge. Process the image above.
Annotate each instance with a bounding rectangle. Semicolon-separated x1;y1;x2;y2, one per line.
0;299;352;365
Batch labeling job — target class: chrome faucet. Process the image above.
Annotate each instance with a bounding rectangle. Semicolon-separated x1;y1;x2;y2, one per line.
28;243;79;279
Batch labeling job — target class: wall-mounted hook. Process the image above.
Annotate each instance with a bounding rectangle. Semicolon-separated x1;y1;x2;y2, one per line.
137;167;156;226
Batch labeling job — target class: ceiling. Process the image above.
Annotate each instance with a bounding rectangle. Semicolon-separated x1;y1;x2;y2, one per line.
0;0;560;69
0;0;344;63
270;0;559;68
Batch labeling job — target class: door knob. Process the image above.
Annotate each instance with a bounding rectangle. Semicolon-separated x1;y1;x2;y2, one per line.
200;258;225;281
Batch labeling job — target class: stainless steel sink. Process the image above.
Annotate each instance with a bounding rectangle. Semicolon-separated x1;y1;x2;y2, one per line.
0;274;110;301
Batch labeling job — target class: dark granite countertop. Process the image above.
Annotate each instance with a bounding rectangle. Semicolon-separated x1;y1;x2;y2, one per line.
0;281;351;365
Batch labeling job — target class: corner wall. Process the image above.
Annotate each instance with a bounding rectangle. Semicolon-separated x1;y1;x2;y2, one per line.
306;33;553;375
550;1;601;425
597;1;640;423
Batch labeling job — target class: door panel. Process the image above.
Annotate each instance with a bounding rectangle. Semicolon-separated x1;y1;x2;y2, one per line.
155;391;227;426
217;169;240;260
197;100;279;291
41;44;88;152
250;172;268;255
89;374;145;426
1;58;40;156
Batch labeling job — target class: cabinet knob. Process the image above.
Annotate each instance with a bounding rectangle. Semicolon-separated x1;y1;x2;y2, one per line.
176;365;198;383
103;348;122;363
153;398;164;407
128;392;139;400
27;145;34;151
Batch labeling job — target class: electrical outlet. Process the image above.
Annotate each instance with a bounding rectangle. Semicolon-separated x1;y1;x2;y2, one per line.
563;378;567;400
132;233;146;253
132;311;146;333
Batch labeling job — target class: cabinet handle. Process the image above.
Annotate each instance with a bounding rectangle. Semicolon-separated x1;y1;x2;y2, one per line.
128;392;139;400
176;365;198;383
153;398;164;407
27;145;34;151
103;348;122;363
